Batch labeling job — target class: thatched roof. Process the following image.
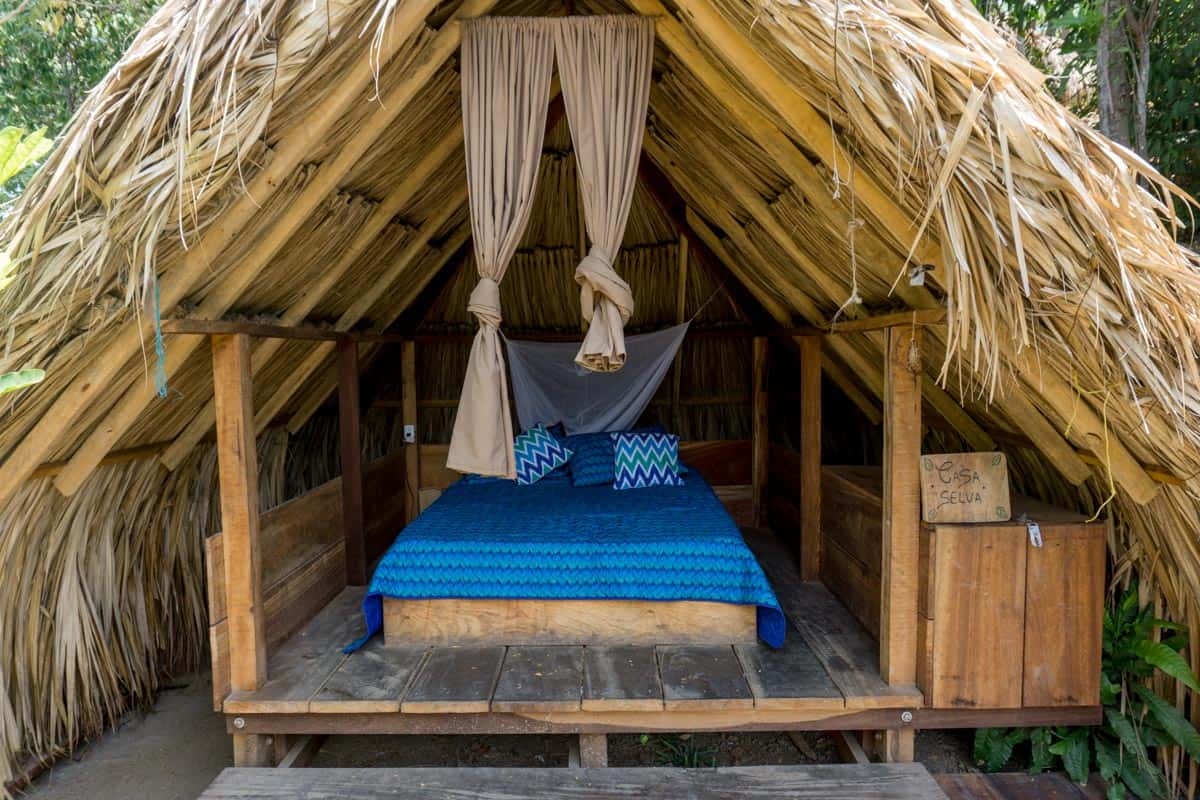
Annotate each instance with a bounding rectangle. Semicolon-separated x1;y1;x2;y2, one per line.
2;0;1199;785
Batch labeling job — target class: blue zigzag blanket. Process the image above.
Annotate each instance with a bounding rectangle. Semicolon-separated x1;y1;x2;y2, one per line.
347;471;786;651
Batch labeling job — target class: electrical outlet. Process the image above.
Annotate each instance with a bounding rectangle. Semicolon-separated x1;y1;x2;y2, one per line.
403;424;416;444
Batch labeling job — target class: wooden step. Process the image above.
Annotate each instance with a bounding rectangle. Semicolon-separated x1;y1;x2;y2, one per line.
199;764;949;799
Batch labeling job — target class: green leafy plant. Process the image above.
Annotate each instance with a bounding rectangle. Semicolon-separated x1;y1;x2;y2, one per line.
641;734;718;768
0;126;49;394
975;582;1200;797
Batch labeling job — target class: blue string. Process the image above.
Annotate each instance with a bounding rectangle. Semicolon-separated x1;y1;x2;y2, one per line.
153;281;167;398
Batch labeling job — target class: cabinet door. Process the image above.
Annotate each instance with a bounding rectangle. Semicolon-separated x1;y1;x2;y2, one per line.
1023;524;1105;707
930;525;1027;708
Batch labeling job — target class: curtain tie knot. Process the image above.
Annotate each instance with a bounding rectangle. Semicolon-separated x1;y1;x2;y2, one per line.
467;277;502;329
576;246;634;324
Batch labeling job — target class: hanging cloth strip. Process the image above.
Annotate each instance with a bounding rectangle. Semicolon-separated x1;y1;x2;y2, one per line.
506;322;689;434
554;16;654;373
445;18;556;478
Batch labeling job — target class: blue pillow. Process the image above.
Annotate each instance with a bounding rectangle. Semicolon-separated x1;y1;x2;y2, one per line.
564;432;616;487
612;432;684;490
513;424;572;486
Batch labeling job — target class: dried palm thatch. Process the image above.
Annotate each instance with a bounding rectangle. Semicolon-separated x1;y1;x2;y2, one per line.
0;0;1199;789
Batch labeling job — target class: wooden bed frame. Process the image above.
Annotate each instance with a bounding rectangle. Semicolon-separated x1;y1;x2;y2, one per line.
383;598;758;646
383;437;763;648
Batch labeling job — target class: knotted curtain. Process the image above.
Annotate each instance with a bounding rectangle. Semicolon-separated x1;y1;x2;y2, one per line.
554;16;654;373
446;18;555;477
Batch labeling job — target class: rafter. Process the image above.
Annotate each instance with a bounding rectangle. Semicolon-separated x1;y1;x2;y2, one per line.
158;128;464;470
50;1;499;496
0;0;486;510
283;223;472;434
251;192;469;432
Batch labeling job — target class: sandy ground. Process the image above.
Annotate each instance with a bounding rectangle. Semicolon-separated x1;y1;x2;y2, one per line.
23;674;231;800
22;671;975;799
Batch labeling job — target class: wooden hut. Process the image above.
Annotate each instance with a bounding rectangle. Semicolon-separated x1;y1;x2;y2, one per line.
1;0;1198;787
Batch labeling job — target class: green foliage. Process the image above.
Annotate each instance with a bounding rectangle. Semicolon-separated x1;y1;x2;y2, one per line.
0;368;44;393
974;583;1200;797
641;734;718;768
974;0;1200;238
0;0;161;198
0;126;51;185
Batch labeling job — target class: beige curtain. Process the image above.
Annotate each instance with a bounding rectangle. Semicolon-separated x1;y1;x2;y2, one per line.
555;16;654;373
446;18;555;477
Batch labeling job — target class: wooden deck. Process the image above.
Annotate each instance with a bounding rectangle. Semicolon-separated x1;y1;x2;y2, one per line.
222;531;923;732
199;765;949;799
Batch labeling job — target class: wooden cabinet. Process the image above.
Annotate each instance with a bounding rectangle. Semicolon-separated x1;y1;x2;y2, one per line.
918;498;1107;710
819;465;1106;713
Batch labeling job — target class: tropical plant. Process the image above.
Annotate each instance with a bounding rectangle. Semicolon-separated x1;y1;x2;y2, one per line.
640;734;719;768
0;126;51;393
975;582;1200;798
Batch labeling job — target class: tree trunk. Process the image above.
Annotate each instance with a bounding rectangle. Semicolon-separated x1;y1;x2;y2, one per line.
1126;0;1159;158
1097;0;1133;147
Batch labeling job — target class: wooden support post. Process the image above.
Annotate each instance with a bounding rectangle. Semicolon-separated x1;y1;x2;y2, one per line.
401;340;420;525
799;335;822;580
212;333;270;768
751;336;769;527
883;729;916;763
338;337;367;586
578;733;608;768
880;326;923;689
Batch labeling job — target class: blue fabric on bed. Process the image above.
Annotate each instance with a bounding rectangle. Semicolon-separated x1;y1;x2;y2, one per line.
347;472;786;651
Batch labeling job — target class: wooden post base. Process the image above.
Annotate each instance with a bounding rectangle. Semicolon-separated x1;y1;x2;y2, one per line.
578;733;608;768
882;729;915;763
233;733;276;767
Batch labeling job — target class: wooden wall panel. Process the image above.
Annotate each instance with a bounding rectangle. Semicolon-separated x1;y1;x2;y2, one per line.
206;449;406;709
928;525;1027;709
1023;523;1106;707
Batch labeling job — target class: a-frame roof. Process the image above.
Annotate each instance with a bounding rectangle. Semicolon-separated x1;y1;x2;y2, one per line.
1;0;1199;612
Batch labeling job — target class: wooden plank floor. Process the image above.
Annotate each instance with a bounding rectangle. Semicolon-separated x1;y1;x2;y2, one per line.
225;530;920;716
200;765;949;799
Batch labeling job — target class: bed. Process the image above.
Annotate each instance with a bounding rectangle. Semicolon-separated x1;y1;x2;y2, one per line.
350;469;786;651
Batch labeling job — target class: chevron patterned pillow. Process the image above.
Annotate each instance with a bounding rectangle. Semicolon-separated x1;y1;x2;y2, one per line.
611;432;684;490
513;424;573;486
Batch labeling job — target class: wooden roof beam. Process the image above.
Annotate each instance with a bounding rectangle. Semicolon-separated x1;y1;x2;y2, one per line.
47;0;498;498
636;0;1112;489
0;0;483;509
157;128;464;470
642;0;943;273
283;222;472;433
626;0;939;300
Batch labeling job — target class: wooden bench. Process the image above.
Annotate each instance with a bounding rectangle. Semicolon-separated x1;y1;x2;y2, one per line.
198;764;950;799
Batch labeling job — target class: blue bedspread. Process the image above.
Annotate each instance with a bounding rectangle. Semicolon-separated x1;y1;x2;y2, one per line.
348;471;786;650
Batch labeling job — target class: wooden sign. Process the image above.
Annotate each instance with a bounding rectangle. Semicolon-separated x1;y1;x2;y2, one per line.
920;452;1011;524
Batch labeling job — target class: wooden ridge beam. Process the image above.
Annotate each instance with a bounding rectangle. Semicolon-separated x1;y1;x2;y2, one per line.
0;0;466;510
158;128;463;470
261;203;468;434
50;0;496;497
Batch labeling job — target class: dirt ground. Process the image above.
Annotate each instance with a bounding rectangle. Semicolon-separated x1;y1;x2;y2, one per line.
22;671;977;799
